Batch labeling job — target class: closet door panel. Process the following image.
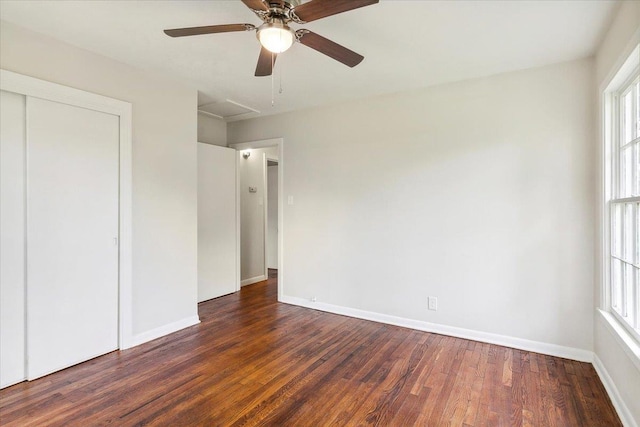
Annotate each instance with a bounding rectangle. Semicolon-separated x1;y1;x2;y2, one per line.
0;90;26;388
26;97;119;380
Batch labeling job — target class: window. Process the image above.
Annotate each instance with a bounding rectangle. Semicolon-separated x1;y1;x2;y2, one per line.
608;56;640;341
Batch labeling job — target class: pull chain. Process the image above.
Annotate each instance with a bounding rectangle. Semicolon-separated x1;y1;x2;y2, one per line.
279;56;283;94
271;51;275;107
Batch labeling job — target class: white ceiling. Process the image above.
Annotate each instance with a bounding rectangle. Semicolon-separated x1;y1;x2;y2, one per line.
0;0;619;119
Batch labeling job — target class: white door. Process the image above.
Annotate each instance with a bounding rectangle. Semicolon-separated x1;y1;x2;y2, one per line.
0;90;27;388
198;143;237;302
26;97;119;380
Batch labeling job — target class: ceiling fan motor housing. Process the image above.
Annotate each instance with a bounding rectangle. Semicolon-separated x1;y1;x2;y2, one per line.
279;0;302;8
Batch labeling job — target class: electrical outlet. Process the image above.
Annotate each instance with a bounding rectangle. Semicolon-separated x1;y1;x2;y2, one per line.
311;296;317;302
428;296;438;311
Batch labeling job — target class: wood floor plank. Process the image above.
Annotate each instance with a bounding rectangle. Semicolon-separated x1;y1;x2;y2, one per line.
461;345;489;426
0;274;622;426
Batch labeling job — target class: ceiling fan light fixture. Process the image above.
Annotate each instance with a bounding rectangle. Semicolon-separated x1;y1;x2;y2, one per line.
257;21;294;53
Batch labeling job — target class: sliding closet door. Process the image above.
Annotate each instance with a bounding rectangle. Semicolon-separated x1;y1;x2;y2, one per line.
0;90;26;388
26;97;119;380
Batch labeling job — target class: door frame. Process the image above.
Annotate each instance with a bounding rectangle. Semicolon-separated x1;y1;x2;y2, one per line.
231;138;284;300
0;69;134;349
264;156;279;276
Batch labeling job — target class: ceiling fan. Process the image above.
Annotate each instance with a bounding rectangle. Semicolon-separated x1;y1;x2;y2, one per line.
164;0;379;77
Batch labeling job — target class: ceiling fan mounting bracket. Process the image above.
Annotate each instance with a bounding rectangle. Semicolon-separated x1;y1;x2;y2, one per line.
252;9;271;21
294;28;309;42
288;11;306;25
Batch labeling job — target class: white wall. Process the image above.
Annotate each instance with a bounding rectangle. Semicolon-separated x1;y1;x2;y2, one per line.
0;90;26;387
267;164;279;269
239;147;278;282
0;21;199;340
198;112;227;147
596;1;640;86
594;1;640;425
229;58;595;353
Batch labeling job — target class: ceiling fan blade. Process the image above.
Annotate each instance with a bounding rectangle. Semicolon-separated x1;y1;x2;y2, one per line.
241;0;269;12
255;47;277;76
291;0;378;23
297;30;364;68
164;23;254;37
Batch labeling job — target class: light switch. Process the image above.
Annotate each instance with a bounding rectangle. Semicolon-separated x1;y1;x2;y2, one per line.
287;195;294;205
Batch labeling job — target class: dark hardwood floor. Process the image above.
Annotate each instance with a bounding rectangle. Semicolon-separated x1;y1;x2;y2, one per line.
0;272;621;426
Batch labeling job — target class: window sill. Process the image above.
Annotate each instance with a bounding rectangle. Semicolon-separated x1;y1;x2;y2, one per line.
598;309;640;373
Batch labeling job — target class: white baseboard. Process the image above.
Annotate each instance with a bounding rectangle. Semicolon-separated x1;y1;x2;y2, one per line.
593;354;638;427
279;295;593;362
1;376;26;390
241;275;266;287
126;315;200;348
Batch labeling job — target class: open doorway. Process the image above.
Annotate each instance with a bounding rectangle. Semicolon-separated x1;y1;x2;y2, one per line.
232;138;283;299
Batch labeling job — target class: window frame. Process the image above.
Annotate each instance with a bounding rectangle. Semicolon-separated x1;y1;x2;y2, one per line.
604;49;640;344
